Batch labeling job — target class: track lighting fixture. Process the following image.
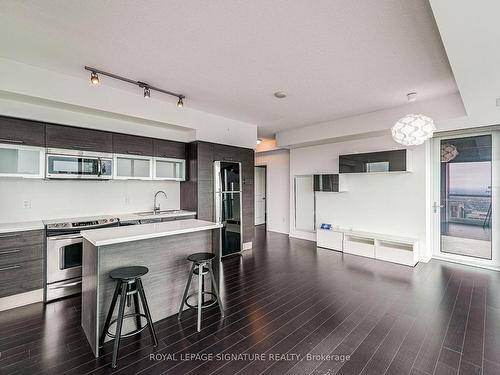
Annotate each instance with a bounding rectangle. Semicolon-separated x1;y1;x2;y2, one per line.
90;71;99;85
84;66;185;106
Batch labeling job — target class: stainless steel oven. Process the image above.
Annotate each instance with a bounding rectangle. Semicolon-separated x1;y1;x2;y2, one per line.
45;217;119;302
46;148;113;179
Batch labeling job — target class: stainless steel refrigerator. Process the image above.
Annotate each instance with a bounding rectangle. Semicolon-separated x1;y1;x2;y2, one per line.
214;161;242;257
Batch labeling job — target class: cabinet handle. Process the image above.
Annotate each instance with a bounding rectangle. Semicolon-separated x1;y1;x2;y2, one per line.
0;265;21;272
0;138;24;144
0;249;21;255
73;145;92;150
0;233;20;238
127;151;143;155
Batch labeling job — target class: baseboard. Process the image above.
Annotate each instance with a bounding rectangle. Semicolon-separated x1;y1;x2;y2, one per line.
419;256;432;263
266;228;290;235
243;241;252;250
0;289;44;312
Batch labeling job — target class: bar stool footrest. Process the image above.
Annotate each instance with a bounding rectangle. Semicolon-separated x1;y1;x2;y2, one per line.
185;292;218;309
106;313;149;339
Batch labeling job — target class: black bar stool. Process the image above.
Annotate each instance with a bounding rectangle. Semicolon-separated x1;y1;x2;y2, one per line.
99;266;158;368
178;252;224;332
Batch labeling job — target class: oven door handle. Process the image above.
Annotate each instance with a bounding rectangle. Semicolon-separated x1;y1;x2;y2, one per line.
47;234;83;240
48;280;82;289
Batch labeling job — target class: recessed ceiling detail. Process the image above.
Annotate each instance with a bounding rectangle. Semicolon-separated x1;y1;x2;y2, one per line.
0;1;458;137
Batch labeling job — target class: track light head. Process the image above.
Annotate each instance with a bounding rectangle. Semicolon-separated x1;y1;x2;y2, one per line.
177;97;184;108
90;71;99;85
143;87;151;99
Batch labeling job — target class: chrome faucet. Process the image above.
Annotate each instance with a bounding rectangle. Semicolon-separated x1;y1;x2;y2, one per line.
153;190;168;214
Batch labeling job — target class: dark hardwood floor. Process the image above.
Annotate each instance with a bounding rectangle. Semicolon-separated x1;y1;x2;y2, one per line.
1;226;500;375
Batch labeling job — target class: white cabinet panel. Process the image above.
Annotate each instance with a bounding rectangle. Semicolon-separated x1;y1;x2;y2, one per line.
0;144;45;178
317;229;343;251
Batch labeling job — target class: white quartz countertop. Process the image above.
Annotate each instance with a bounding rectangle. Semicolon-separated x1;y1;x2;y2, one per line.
82;219;222;246
0;221;45;234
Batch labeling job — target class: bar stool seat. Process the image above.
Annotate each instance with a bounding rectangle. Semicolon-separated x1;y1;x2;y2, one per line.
178;252;224;332
110;266;148;280
100;266;158;369
187;252;215;262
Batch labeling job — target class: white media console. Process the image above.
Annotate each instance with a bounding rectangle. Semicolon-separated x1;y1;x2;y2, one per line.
316;227;418;267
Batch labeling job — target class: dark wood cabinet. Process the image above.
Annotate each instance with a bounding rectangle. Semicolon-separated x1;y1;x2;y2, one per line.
113;133;153;156
242;178;255;243
153;139;186;159
180;141;255;246
0;229;44;298
0;116;46;147
46;124;113;153
339;149;408;173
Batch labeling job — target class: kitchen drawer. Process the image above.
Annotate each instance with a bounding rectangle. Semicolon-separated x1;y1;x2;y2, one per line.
376;241;417;267
0;245;43;267
46;124;113;153
0;230;44;251
0;116;46;147
343;236;375;258
153;139;186;159
0;259;43;298
317;230;343;251
113;133;153;156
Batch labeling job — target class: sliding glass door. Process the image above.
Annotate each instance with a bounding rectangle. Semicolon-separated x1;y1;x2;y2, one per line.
433;130;499;267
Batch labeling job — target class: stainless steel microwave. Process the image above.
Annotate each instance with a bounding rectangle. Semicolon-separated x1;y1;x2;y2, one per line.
46;148;113;179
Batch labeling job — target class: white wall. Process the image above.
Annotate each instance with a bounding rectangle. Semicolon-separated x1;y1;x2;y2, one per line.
0;179;179;223
289;134;430;260
255;150;290;234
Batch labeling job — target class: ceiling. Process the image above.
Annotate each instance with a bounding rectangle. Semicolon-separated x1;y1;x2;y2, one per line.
0;0;458;137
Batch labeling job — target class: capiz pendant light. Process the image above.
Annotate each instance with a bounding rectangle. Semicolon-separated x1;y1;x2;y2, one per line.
391;114;435;146
391;93;435;146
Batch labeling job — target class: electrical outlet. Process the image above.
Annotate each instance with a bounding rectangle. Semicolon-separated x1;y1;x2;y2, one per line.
22;200;31;209
125;196;130;205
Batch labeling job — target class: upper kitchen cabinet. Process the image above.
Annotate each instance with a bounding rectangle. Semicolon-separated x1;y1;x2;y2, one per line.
113;133;153;156
0;116;46;147
0;143;45;178
46;124;113;153
153;139;186;159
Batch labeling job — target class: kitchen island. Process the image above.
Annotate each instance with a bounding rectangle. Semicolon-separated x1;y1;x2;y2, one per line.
80;219;223;356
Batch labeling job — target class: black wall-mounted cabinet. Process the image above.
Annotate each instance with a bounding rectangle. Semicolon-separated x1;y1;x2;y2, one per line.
339;149;408;173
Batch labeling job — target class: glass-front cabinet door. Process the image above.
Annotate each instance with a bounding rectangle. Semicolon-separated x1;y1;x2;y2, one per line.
0;143;45;178
114;154;152;180
153;157;186;181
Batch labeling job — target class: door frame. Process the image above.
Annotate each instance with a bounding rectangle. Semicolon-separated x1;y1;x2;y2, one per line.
430;130;499;270
254;165;267;226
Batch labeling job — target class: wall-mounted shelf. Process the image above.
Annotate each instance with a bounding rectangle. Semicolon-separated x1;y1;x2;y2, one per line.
339;149;411;173
316;227;418;266
313;174;348;192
